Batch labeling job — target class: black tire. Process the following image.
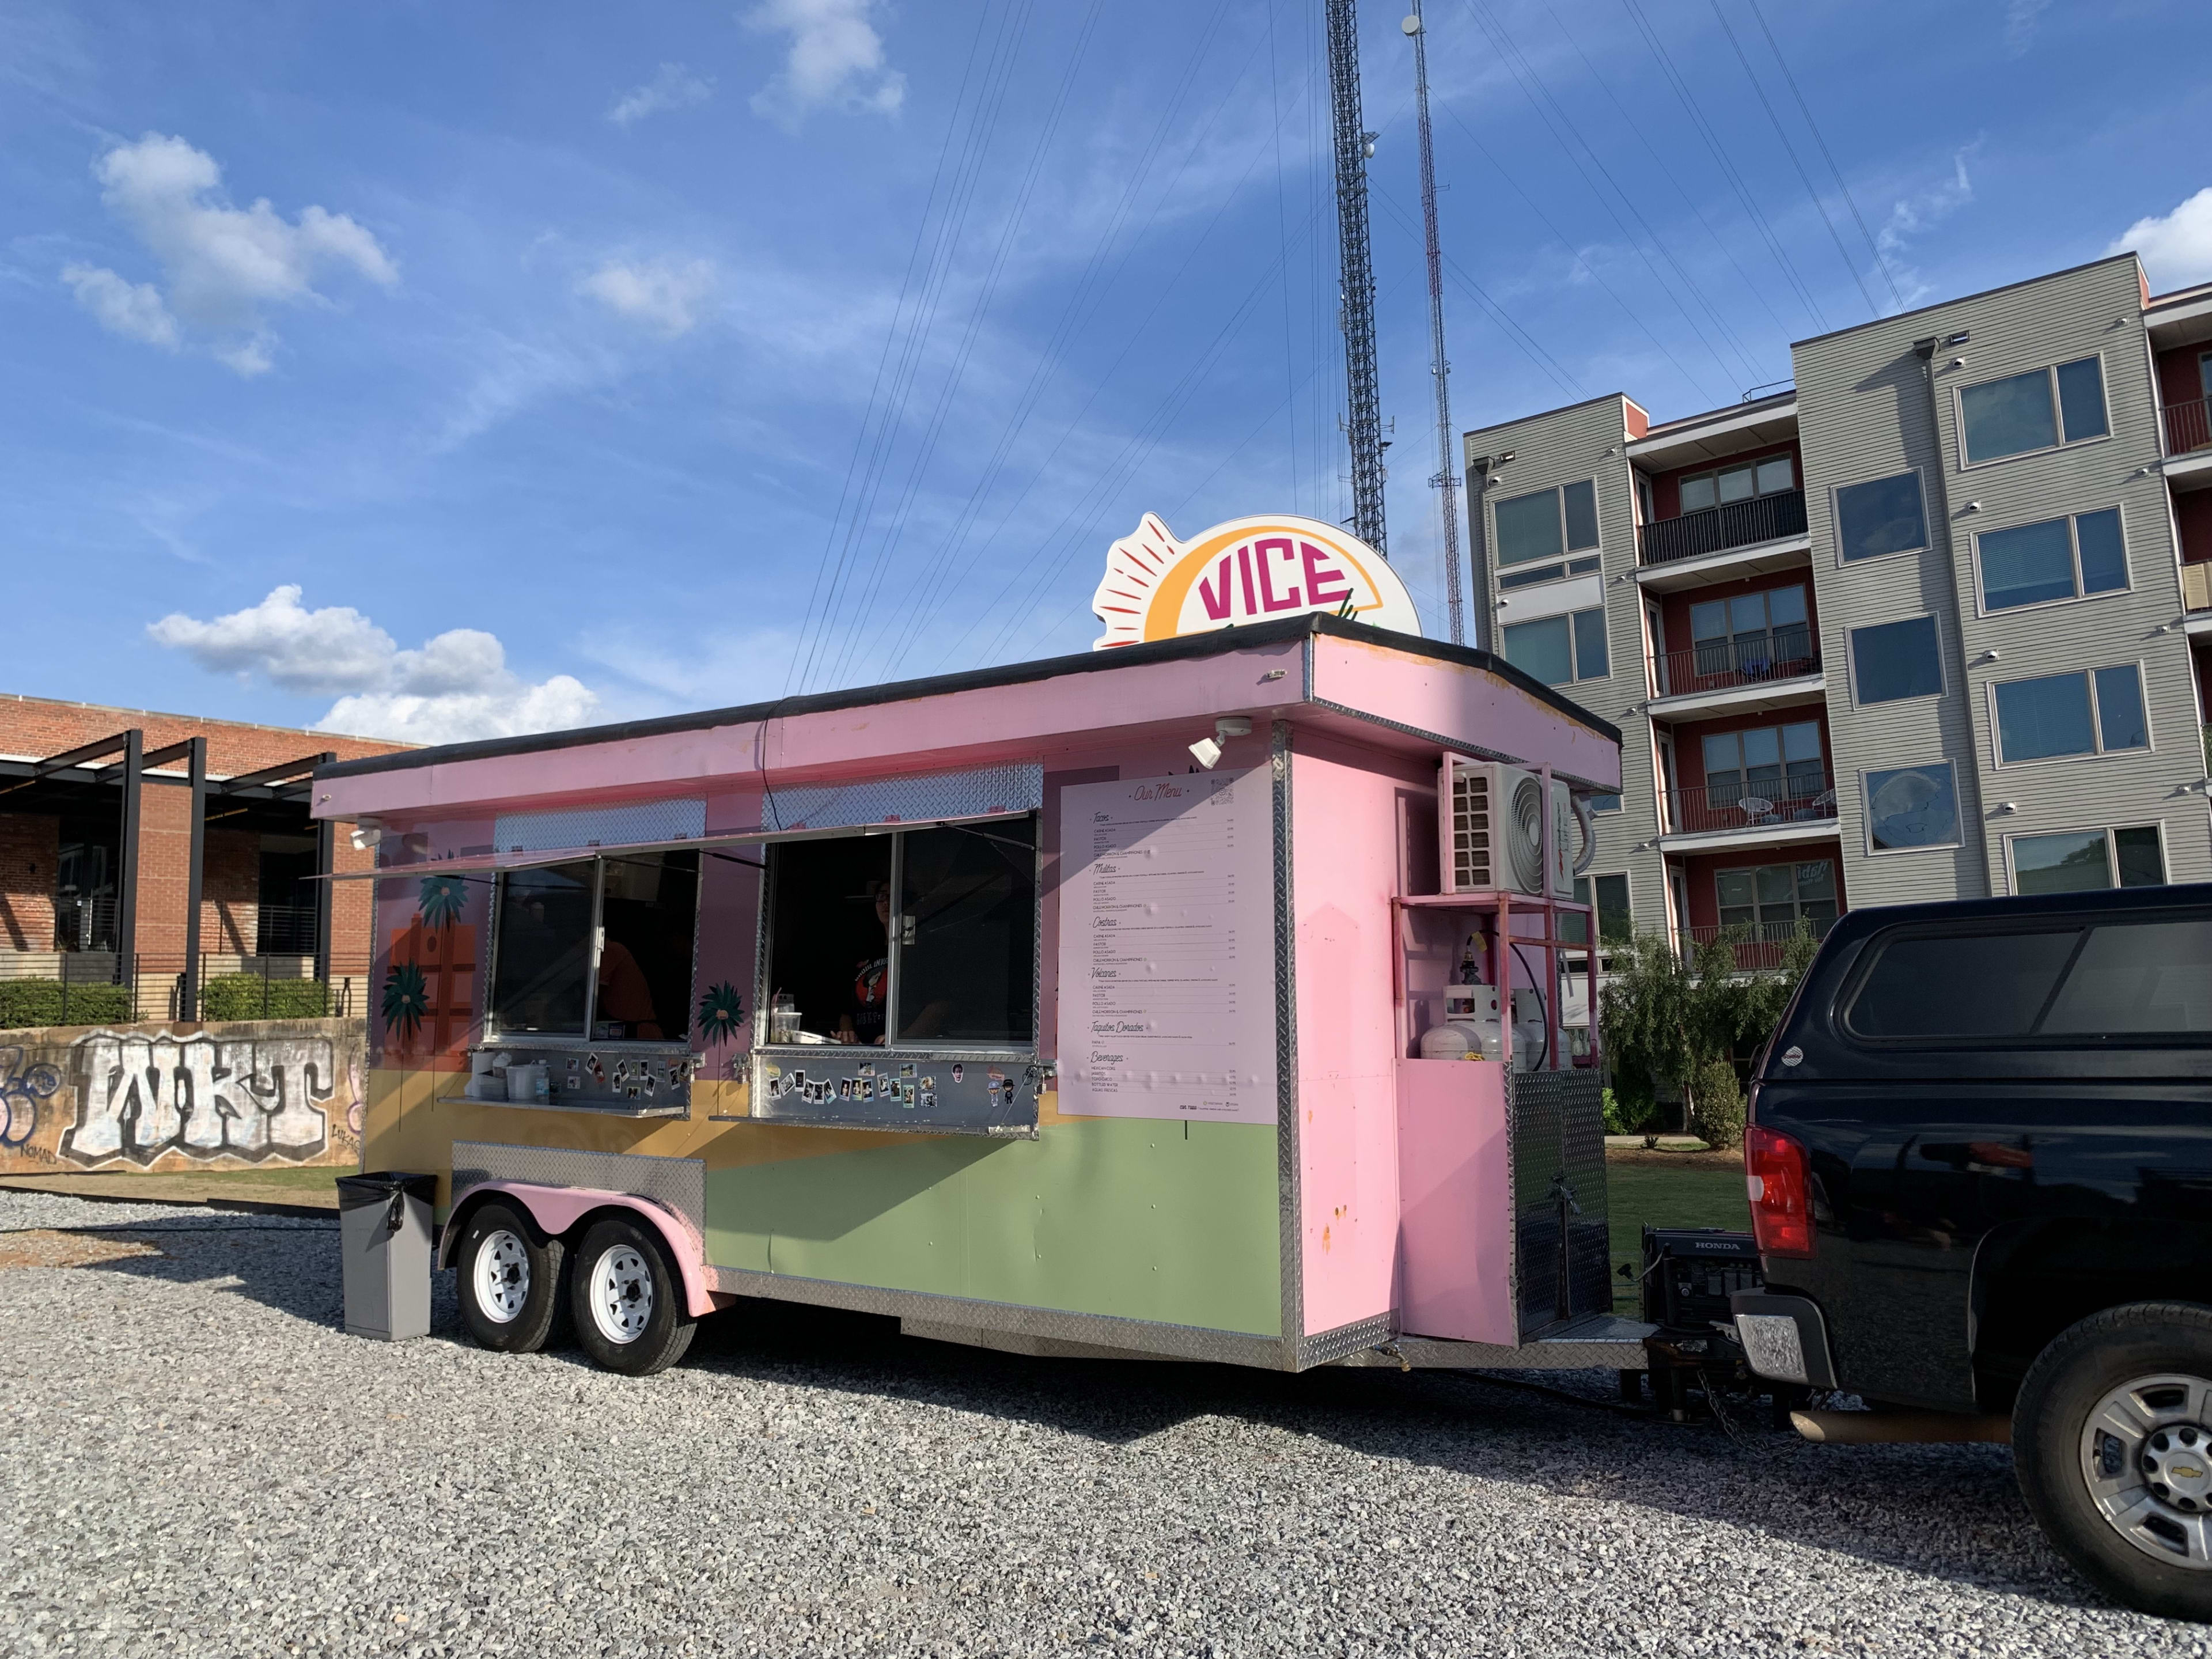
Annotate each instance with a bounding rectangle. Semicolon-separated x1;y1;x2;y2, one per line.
456;1201;565;1354
569;1215;696;1377
2014;1301;2212;1622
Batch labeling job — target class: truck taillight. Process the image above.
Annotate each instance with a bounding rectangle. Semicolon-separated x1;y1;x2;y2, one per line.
1745;1125;1812;1258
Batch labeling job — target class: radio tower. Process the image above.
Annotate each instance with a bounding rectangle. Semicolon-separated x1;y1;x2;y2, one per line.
1325;0;1387;558
1404;0;1463;643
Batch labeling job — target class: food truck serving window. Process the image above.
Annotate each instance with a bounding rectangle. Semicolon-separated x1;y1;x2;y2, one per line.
764;819;1036;1051
488;850;699;1042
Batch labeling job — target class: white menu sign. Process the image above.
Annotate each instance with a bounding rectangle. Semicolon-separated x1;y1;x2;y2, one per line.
1056;771;1277;1124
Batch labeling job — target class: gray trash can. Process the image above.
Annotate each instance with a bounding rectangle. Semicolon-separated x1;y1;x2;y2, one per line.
337;1172;437;1341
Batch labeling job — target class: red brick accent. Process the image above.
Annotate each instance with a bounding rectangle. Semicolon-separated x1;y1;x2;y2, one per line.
0;813;59;950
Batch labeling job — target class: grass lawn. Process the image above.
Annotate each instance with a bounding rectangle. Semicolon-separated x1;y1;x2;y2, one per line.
1604;1156;1751;1316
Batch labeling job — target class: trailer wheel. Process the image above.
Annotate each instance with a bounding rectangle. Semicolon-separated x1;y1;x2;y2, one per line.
456;1202;565;1354
2015;1302;2212;1622
570;1216;696;1377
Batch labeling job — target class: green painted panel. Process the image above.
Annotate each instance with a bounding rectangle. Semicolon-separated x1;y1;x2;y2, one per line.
703;1118;1280;1335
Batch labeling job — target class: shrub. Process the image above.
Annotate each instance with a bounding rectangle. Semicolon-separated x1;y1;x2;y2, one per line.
200;974;331;1021
0;979;134;1029
1601;1084;1662;1137
1691;1056;1746;1151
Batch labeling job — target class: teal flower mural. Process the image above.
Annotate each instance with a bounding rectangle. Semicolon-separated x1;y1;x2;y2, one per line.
418;876;468;930
382;961;429;1040
696;981;744;1045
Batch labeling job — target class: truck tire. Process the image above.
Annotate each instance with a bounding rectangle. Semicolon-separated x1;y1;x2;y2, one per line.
456;1202;565;1355
570;1215;696;1377
2014;1302;2212;1622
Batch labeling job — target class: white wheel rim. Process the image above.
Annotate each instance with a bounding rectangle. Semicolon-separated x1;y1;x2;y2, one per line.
2079;1371;2212;1570
587;1244;655;1345
473;1229;530;1325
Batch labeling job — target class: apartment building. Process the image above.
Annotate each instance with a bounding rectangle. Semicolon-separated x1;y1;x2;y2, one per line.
1463;252;2212;955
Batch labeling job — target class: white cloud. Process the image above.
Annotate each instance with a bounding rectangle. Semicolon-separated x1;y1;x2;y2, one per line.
146;585;600;744
2003;0;2053;54
60;262;177;349
67;132;396;374
743;0;904;128
2110;188;2212;293
581;257;716;336
1878;150;1976;304
608;62;713;127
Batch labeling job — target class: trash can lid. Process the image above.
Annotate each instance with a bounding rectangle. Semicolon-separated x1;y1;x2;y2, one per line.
336;1171;439;1210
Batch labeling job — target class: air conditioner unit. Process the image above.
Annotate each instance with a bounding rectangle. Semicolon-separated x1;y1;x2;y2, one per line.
1440;756;1574;897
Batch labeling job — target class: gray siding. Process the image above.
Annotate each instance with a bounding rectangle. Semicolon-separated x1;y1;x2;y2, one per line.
1795;254;2211;902
1464;396;1667;935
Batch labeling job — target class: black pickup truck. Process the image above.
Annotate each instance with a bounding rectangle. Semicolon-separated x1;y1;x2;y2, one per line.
1729;882;2212;1620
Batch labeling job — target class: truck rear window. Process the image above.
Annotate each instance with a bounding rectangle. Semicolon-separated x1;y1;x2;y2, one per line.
1846;928;2080;1039
1847;915;2212;1041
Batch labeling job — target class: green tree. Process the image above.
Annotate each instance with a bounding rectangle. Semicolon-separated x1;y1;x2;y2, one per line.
1599;922;1820;1143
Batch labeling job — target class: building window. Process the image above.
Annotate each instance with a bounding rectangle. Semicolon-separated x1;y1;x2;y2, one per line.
1865;762;1960;853
1561;873;1631;946
1976;507;2128;612
1959;356;2109;464
1835;470;1929;562
1678;453;1795;514
1993;664;2150;763
764;821;1037;1050
1502;605;1608;685
2009;825;2166;895
1716;860;1838;938
1494;480;1600;567
489;851;700;1040
1688;584;1810;678
1702;722;1826;813
1848;614;1943;704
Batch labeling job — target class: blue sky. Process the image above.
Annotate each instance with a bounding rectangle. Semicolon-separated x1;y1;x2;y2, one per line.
4;0;2209;745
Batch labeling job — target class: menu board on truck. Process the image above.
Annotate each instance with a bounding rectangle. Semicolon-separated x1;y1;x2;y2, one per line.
1055;771;1277;1125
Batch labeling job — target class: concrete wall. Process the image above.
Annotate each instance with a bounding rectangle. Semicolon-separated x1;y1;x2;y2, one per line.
0;1015;366;1173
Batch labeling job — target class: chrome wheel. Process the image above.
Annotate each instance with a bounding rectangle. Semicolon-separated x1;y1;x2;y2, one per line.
585;1243;654;1345
472;1228;530;1325
2080;1372;2212;1569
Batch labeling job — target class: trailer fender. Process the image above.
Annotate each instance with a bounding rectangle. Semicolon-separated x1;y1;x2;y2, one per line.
443;1181;719;1319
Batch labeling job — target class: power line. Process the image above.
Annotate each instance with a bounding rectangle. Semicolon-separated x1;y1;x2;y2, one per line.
1744;0;1906;310
1616;0;1830;331
1458;0;1761;393
1369;185;1581;397
1705;0;1878;318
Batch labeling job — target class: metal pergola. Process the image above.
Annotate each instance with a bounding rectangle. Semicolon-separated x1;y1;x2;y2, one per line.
0;732;337;1010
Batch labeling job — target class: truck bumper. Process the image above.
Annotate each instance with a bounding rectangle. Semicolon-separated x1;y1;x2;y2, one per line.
1730;1291;1838;1389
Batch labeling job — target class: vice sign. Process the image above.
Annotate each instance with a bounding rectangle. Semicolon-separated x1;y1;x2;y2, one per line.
1090;513;1420;649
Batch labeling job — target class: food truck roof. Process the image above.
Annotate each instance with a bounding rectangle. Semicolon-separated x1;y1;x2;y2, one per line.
310;613;1621;823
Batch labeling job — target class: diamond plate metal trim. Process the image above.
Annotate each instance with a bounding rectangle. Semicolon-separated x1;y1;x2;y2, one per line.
493;797;706;854
706;1265;1294;1368
1334;1317;1654;1372
450;1141;705;1242
1508;1068;1612;1343
765;763;1043;834
1271;719;1302;1356
1298;1313;1398;1367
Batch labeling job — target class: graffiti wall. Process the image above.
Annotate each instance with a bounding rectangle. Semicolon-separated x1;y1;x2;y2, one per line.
0;1017;365;1173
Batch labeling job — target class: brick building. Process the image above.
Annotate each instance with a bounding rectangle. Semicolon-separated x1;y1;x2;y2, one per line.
0;693;411;1012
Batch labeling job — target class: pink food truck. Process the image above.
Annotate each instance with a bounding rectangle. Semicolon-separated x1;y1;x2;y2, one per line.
317;608;1639;1378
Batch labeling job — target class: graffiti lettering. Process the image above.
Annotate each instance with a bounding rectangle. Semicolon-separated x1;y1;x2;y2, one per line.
0;1046;63;1149
62;1031;336;1166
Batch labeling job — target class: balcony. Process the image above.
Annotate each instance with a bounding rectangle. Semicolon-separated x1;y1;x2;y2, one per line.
1638;487;1806;567
2164;395;2212;457
1651;627;1819;700
1672;916;1835;971
1665;767;1836;838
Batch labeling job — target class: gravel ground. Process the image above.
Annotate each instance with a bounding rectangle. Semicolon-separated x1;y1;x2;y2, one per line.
1;1192;2203;1658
